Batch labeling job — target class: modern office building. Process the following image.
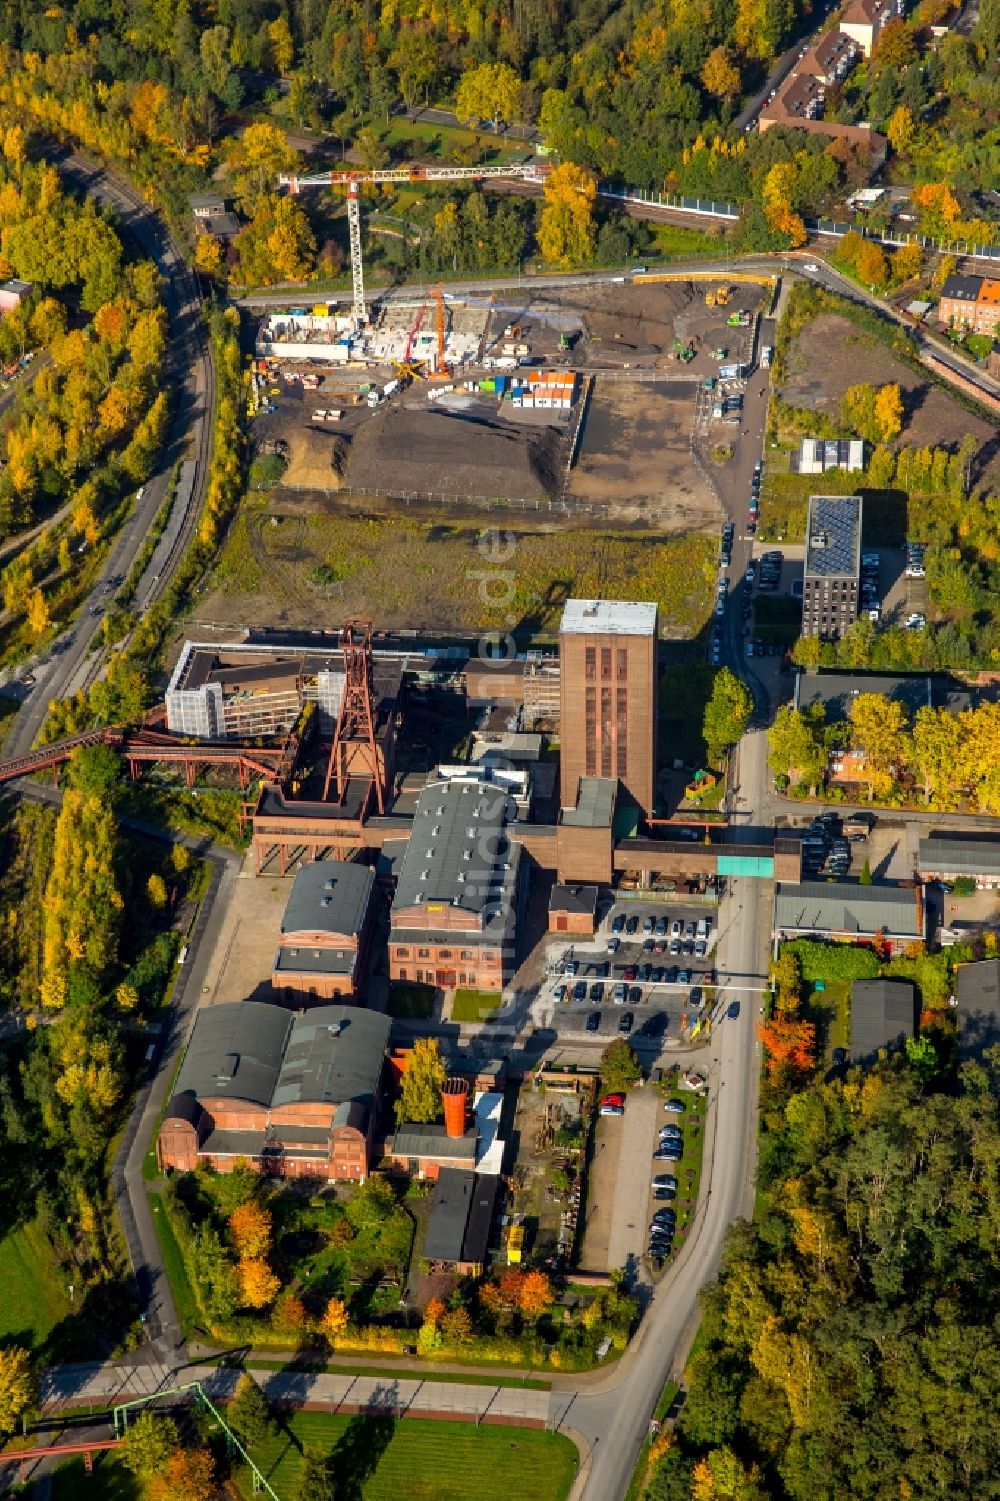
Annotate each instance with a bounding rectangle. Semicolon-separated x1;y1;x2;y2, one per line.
558;598;658;816
801;495;862;640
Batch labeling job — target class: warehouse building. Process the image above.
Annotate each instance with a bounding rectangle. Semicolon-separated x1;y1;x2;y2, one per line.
774;880;924;952
157;1002;391;1181
917;836;1000;889
423;1168;500;1275
272;859;376;1002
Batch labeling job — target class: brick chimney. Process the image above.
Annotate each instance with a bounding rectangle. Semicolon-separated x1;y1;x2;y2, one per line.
441;1077;470;1138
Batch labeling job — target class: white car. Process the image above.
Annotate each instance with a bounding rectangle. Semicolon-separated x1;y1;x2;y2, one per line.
607;936;620;953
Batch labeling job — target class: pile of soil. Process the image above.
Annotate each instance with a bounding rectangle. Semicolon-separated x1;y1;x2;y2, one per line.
346;403;565;500
283;427;350;490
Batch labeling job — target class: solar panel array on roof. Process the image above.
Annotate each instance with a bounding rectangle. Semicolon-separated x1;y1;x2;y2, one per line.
805;495;862;578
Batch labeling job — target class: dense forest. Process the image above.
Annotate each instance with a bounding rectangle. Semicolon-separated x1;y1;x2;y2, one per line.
644;1038;1000;1501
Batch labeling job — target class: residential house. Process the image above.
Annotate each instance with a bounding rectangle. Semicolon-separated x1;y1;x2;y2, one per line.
850;978;916;1065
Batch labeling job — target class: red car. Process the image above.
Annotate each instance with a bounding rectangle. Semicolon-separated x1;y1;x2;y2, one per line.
600;1094;625;1110
623;964;637;981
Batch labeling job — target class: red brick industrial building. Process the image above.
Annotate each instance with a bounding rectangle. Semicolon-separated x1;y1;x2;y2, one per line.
272;859;376;1003
157;1002;390;1182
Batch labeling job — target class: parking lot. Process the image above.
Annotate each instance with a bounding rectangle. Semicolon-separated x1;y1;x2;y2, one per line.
798;809;874;879
532;901;719;1041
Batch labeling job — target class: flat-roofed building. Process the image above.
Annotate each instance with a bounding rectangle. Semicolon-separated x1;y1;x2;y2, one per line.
793;439;865;475
388;769;524;992
801;495;862;640
559;598;658;817
157;1002;390;1181
917;836;1000;889
272;859;376;1002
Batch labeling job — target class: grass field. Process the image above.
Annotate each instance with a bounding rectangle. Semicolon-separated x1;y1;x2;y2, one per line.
0;1218;72;1350
651;222;730;259
53;1454;138;1501
147;1191;200;1340
451;988;502;1022
231;1413;577;1501
807;978;851;1060
386;983;436;1019
205;506;717;641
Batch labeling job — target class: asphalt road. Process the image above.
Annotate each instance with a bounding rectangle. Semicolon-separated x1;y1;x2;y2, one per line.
2;151;213;760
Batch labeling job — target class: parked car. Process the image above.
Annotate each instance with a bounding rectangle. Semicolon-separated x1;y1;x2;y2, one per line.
678;969;692;985
727;1000;741;1019
666;965;679;984
590;981;604;1003
553;984;567;1002
626;915;639;934
612;982;627;1004
618;1011;635;1034
652;1173;678;1187
629;986;643;1005
599;1100;624;1116
612;913;626;933
664;1098;687;1113
586;1011;601;1032
651;1207;677;1225
600;1093;625;1109
607;936;620;953
573;981;587;1002
643;915;656;933
670;919;682;938
653;1146;683;1161
624;964;637;982
652;1185;677;1201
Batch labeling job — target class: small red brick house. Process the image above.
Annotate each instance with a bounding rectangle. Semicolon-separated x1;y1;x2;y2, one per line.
157;1001;390;1182
548;883;599;935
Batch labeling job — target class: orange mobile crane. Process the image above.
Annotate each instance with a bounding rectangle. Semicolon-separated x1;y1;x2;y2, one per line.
280;163;550;342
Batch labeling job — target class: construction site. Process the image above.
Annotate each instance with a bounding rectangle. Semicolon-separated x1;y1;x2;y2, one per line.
247;274;768;519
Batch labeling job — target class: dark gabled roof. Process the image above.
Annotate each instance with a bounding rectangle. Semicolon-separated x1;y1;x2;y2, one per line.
917;837;1000;877
955;960;1000;1059
850;978;916;1064
462;1173;499;1264
281;860;375;939
940;273;983;303
163;1093;202;1127
775;881;923;937
272;1006;390;1111
424;1167;476;1261
173;1002;292;1109
173;1001;389;1116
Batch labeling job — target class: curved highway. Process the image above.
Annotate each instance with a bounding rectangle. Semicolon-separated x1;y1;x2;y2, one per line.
3;150;214;759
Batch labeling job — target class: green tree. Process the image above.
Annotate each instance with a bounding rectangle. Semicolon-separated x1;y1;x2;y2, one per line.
859;857;872;884
189;1224;240;1323
395;1036;446;1124
65;743;122;798
299;1449;336;1501
600;1038;642;1093
121;1411;180;1478
910;704;966;806
767;705;826;789
227;1373;274;1450
848;692;909;800
147;872;168;909
703;668;753;764
344;1174;396;1229
454;62;522;128
905;1034;938;1082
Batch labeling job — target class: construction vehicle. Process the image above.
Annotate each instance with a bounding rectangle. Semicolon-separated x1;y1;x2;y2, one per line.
672;337;696;363
705;288;716;307
716;286;731;307
281;164;550;334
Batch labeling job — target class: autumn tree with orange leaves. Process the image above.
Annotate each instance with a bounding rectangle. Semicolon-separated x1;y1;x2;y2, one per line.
147;1447;215;1501
228;1202;272;1261
758;1015;816;1081
237;1258;281;1310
